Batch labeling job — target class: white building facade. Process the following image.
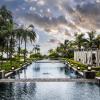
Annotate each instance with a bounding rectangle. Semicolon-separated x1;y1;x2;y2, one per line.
74;49;100;66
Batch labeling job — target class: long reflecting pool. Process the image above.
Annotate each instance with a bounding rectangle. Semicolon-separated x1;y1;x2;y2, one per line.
13;60;79;79
0;60;100;100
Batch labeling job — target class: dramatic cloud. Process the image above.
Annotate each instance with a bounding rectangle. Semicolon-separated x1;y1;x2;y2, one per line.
21;13;68;28
0;0;100;53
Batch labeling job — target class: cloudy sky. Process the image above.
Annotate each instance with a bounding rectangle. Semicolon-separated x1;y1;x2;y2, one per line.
0;0;100;54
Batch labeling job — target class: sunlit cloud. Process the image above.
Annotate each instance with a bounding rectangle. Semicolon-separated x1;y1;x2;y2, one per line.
0;0;100;53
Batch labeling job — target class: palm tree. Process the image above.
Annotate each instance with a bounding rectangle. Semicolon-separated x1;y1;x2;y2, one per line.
48;49;54;54
64;40;69;47
0;31;7;65
36;47;40;53
67;41;75;49
15;28;24;60
0;5;13;65
74;33;86;50
34;45;40;54
21;25;36;62
0;6;12;22
86;31;96;49
95;34;100;49
56;47;61;54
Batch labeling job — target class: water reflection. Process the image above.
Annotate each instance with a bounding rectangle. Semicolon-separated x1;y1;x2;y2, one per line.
0;83;14;100
0;82;100;100
12;61;80;79
33;63;40;72
0;82;36;100
0;60;100;100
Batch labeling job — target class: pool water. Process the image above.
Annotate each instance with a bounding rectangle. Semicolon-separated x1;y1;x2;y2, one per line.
0;82;100;100
0;60;100;100
13;60;79;79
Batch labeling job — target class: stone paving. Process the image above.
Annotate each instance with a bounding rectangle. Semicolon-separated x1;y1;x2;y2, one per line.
0;78;96;83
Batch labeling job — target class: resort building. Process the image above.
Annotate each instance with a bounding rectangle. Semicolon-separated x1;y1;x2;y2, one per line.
74;49;100;66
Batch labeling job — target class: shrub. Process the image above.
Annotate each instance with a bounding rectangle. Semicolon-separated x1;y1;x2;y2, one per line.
96;72;100;77
65;59;88;71
92;67;100;71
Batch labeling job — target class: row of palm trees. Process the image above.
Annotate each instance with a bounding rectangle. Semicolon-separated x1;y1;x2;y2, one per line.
33;45;40;54
48;31;100;58
58;31;100;51
74;31;100;50
0;6;36;64
15;24;36;62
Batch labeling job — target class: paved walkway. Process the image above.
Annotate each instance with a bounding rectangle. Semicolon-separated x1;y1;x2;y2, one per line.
0;78;96;83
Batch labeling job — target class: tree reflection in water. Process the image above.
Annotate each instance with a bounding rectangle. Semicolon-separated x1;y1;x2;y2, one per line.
0;82;36;100
33;63;40;72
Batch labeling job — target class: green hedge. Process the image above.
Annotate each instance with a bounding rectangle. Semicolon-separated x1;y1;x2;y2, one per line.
65;58;100;76
65;59;88;71
92;67;100;71
96;72;100;77
0;61;25;72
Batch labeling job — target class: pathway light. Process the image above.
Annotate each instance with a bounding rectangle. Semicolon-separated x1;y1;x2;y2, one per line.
88;66;91;71
12;67;14;70
77;67;80;70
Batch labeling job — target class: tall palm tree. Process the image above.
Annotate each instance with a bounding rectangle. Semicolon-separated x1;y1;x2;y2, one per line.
21;25;36;62
0;31;7;65
0;5;13;65
0;5;14;55
15;28;24;60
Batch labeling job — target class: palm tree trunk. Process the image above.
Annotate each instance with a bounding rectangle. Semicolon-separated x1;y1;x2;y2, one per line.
18;36;21;61
1;44;5;69
7;41;9;60
24;40;27;62
1;47;4;66
10;34;13;65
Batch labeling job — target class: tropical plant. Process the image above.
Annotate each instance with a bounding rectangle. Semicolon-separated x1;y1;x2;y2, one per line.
95;34;100;49
0;5;14;65
74;33;86;50
21;25;36;62
86;31;96;49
